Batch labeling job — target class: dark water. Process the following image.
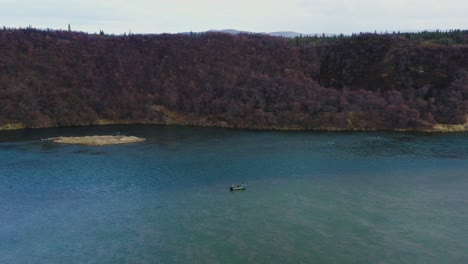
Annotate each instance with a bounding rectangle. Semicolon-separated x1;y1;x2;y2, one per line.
1;125;467;264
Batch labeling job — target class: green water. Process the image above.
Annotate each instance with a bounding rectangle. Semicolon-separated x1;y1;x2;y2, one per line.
1;125;467;263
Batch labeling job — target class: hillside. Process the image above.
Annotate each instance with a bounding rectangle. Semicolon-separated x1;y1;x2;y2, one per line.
0;28;467;131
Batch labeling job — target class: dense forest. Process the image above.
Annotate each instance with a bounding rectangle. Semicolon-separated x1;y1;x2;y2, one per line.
0;28;467;131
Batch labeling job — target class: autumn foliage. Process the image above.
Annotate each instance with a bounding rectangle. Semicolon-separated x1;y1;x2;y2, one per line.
0;28;466;130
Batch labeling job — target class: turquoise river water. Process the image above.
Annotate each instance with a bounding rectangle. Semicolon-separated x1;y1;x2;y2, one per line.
0;125;467;263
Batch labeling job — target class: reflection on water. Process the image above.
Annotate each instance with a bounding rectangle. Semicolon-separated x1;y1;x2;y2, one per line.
0;126;467;264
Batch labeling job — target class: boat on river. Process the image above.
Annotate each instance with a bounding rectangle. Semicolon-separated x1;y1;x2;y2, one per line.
230;183;246;191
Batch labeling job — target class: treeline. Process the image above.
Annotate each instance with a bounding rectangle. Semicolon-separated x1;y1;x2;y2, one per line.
291;29;468;46
0;28;466;130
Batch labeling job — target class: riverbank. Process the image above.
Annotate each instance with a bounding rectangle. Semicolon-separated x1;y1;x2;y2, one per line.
0;120;467;133
50;135;145;146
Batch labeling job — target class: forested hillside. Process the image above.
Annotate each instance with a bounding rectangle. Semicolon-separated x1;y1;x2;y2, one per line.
0;28;467;131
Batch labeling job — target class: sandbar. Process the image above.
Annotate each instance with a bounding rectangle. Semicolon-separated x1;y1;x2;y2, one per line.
51;135;145;146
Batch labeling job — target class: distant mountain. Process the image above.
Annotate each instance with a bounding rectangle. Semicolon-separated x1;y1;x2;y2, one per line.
207;29;250;35
207;29;315;38
268;31;308;38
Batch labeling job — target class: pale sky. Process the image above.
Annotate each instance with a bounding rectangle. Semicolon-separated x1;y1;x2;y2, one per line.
1;0;467;34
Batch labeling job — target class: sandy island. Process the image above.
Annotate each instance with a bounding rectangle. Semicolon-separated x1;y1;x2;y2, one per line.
51;135;145;146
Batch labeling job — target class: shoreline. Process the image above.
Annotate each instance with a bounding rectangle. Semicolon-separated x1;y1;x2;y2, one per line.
0;122;467;133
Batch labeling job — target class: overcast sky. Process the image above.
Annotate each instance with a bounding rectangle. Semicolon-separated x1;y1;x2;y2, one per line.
1;0;467;34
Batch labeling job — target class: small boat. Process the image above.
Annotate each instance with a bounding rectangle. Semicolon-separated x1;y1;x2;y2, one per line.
230;183;246;191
